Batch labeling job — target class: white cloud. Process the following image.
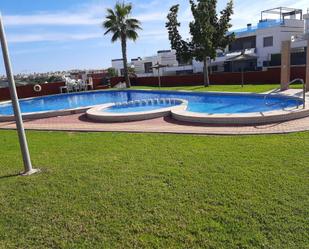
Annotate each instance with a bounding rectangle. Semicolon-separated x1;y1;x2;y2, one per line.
3;13;102;26
2;2;167;26
7;29;169;44
2;1;108;26
7;32;102;43
135;12;166;22
135;0;162;10
4;0;309;44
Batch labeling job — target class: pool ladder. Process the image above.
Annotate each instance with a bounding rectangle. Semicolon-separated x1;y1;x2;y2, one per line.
264;78;306;109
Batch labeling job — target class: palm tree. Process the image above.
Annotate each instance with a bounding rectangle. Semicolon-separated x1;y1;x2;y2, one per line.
103;2;142;88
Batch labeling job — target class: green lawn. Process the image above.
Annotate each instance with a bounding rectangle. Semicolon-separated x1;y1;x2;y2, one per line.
0;130;308;248
132;84;303;93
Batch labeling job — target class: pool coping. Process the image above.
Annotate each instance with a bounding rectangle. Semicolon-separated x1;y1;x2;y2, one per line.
171;94;309;125
0;89;117;121
86;99;188;122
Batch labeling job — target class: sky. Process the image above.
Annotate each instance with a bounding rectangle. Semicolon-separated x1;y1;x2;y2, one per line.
0;0;308;75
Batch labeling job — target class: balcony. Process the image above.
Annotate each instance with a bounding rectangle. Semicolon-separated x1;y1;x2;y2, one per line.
230;20;283;36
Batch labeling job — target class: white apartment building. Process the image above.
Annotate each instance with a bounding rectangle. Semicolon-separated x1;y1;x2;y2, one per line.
112;50;194;77
111;7;309;77
112;50;205;77
217;7;306;71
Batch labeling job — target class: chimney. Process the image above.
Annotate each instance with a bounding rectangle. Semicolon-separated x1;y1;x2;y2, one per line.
247;23;252;30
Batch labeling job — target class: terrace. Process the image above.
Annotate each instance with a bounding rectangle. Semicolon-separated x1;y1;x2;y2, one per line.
231;7;303;36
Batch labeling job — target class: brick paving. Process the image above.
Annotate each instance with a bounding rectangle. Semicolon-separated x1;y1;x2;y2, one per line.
1;113;309;135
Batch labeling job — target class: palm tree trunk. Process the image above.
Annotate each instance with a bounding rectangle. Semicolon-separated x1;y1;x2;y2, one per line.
203;57;210;87
121;36;131;88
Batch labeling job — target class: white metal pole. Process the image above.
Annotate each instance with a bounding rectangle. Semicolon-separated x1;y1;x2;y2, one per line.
0;14;39;176
158;68;161;88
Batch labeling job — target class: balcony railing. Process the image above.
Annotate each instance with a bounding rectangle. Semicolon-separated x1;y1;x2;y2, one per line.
230;19;283;36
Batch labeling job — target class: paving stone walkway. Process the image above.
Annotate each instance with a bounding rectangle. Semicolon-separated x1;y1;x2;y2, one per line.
1;113;309;135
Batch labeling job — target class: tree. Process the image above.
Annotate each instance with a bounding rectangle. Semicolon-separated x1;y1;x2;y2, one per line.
166;0;234;86
127;65;136;78
107;67;118;77
166;5;192;64
103;2;142;88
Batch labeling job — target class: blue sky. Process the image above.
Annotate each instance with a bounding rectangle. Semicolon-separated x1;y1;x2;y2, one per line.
0;0;308;74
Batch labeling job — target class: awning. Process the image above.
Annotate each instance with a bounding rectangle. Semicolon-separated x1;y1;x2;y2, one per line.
225;53;257;62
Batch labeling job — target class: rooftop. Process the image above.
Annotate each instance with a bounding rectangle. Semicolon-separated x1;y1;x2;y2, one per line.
261;7;302;21
230;7;303;36
231;20;283;36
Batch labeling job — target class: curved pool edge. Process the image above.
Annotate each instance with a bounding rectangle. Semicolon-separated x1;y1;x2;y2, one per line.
0;88;129;122
0;106;94;122
86;99;188;122
172;104;309;125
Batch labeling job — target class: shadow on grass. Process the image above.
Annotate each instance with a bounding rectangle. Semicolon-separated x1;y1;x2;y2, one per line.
162;116;251;127
78;114;106;123
0;173;20;180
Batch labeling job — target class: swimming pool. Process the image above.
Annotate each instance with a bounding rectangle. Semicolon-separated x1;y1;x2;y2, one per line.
0;89;303;115
0;89;307;124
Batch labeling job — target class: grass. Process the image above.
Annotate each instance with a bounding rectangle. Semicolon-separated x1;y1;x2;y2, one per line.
132;84;303;93
0;130;308;248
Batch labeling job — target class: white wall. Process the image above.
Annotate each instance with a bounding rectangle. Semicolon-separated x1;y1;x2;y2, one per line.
162;65;193;76
131;60;145;75
304;13;309;34
255;20;304;67
111;50;180;77
192;60;203;73
157;50;178;67
111;60;124;76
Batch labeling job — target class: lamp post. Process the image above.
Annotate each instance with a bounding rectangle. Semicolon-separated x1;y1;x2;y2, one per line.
151;62;167;88
0;14;39;176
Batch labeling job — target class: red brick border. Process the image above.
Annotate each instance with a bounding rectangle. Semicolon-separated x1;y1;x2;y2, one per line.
1;113;309;135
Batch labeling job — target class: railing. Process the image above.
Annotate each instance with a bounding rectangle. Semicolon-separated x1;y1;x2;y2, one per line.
230;19;283;36
264;78;306;109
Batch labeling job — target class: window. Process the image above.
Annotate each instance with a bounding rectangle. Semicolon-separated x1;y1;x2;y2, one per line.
144;62;153;73
176;70;193;75
243;41;253;49
263;61;270;67
263;36;273;47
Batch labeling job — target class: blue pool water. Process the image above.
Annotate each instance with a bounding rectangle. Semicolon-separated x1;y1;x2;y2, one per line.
106;102;180;113
0;90;302;116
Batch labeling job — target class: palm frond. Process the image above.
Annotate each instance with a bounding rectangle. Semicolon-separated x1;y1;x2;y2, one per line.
106;8;115;17
111;31;121;42
115;3;126;18
103;2;141;42
126;18;142;30
126;30;139;41
123;3;132;15
103;20;113;29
